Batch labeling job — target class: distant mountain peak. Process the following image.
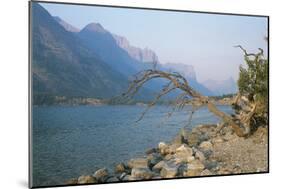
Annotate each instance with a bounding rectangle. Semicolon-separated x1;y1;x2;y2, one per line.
53;16;80;33
82;22;106;33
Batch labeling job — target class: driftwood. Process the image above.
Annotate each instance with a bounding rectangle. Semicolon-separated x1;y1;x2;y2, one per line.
122;69;256;137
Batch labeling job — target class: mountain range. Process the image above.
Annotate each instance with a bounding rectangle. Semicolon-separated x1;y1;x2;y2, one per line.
32;3;129;99
32;3;234;103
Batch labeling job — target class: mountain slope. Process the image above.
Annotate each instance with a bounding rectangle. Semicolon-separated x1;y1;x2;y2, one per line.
77;22;170;97
78;23;149;76
32;3;129;100
53;16;80;32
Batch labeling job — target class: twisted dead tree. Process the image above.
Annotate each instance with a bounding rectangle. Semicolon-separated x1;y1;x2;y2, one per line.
121;47;267;138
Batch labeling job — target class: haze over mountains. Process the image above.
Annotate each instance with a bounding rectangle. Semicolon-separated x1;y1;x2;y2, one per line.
202;77;238;96
32;3;236;103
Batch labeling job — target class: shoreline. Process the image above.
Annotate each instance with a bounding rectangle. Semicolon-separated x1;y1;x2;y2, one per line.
65;123;268;185
32;95;236;106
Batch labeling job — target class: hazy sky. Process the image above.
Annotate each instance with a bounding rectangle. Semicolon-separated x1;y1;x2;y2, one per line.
40;2;268;82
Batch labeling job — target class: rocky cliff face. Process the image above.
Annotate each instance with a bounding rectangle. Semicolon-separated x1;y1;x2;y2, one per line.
113;34;159;64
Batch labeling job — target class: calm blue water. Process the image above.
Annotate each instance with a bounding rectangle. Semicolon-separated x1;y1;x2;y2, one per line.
32;105;232;186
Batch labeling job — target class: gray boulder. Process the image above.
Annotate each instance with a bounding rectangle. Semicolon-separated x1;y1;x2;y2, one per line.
195;150;206;162
166;143;181;154
118;172;127;180
128;158;148;169
115;163;126;173
186;132;200;147
106;176;119;182
131;167;154;179
204;161;219;171
174;144;194;163
199;141;213;151
160;162;179;178
77;175;97;184
65;178;78;185
152;160;165;172
188;159;205;171
93;168;109;182
158;142;169;155
200;169;213;176
148;153;163;168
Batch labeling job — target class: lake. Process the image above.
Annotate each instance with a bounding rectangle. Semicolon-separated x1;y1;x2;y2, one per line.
32;105;233;186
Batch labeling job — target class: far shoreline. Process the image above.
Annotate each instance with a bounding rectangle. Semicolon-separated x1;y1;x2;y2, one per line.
32;94;236;107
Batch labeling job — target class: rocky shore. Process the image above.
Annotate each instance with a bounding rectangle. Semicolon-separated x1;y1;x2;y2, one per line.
66;123;268;185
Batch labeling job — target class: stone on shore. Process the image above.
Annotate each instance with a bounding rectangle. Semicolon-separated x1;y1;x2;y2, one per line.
106;176;119;182
222;132;236;141
131;168;154;179
118;172;127;180
77;175;97;184
115;163;126;173
164;153;173;160
204;161;219;171
178;163;188;176
200;169;213;176
195;150;206;162
202;149;213;159
70;123;268;184
65;178;78;185
174;144;194;163
186;132;200;147
199;141;213;151
160;162;179;178
188;159;205;171
183;169;202;176
158;142;169;155
211;136;224;143
128;158;148;169
93;168;109;182
148;153;163;168
152;160;165;172
121;174;130;181
166;143;181;154
176;144;193;155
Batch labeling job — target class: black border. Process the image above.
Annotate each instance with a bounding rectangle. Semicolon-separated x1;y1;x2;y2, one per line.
28;0;270;188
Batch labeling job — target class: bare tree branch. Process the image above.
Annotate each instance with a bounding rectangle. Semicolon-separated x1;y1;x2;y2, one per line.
122;68;257;137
